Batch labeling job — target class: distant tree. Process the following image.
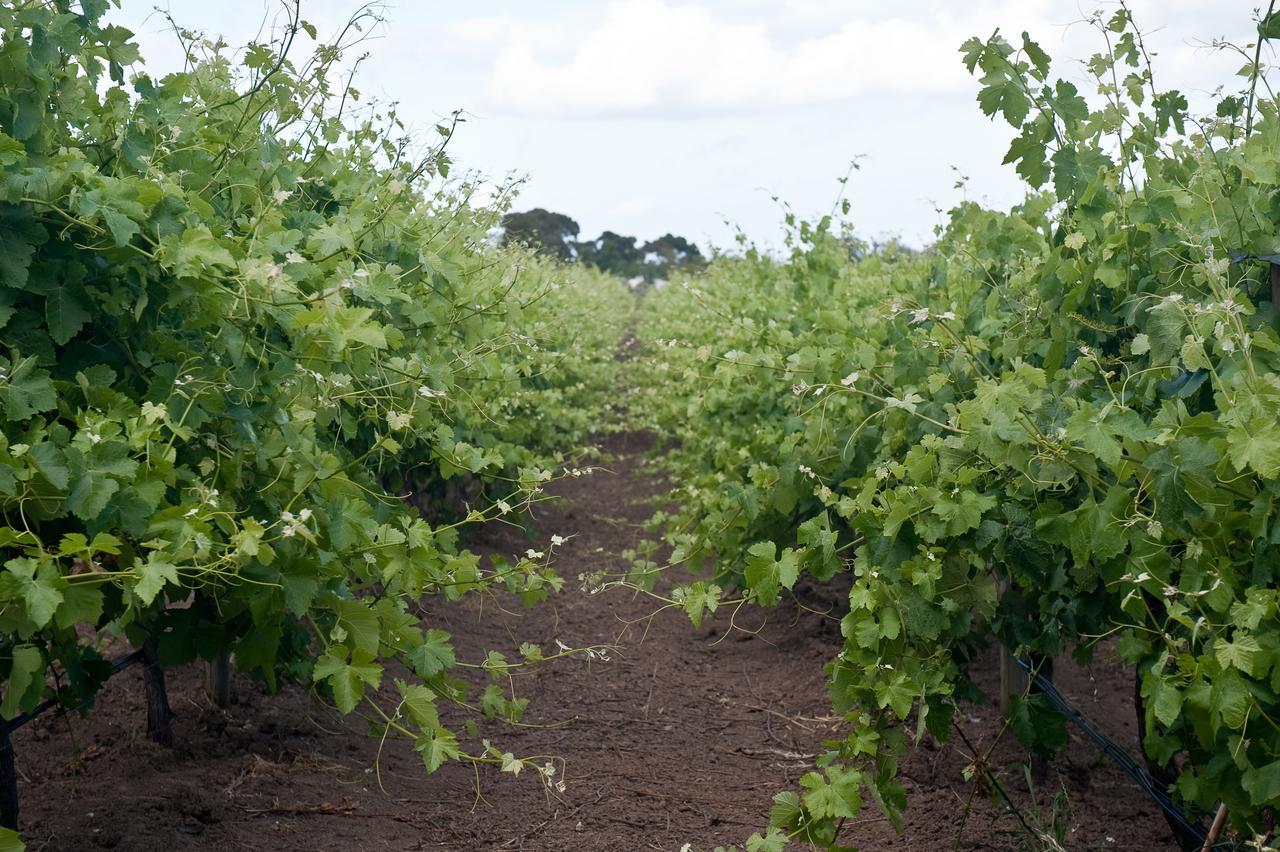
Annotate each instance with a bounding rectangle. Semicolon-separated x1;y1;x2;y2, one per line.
501;208;581;261
639;234;705;281
499;209;706;285
577;231;643;278
640;234;704;268
839;234;919;262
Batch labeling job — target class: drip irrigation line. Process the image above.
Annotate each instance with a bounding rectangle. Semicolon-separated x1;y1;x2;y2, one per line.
1012;656;1232;850
2;648;147;735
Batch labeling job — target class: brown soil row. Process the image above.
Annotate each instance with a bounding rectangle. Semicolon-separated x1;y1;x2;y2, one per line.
12;432;1176;851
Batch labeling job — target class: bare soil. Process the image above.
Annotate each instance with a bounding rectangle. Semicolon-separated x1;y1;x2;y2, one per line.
12;432;1179;851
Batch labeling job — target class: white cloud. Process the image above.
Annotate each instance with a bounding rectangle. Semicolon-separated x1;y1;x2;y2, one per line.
476;0;1063;117
450;15;565;52
470;0;1263;119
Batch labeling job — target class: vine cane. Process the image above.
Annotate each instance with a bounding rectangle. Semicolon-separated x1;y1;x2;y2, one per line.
1201;804;1228;852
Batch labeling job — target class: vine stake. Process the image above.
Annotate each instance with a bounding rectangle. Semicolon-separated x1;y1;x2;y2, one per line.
208;653;231;709
0;724;17;831
142;639;173;746
1201;804;1228;851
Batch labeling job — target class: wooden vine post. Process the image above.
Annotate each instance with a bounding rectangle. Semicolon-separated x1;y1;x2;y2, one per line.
207;652;232;709
997;577;1027;716
0;722;17;831
998;648;1028;716
996;577;1057;780
141;639;173;746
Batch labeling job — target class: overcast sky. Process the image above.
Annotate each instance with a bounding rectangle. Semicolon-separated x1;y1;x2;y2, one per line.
107;1;1267;252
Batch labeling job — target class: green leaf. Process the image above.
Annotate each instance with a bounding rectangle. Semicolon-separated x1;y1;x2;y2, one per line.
1260;11;1280;40
480;684;508;719
745;541;784;606
977;67;1032;127
1230;592;1271;631
395;680;440;729
1152;91;1188;135
313;649;380;714
1050;145;1110;204
960;37;986;74
306;222;354;256
776;548;799;591
1215;634;1262;676
932;489;997;536
1144;302;1186;365
681;581;721;628
133;553;179;606
44;281;92;345
1043;487;1129;568
880;606;901;640
0;645;43;720
55;583;103;630
57;534;89;557
27;442;68;490
10;90;43;141
23;569;63;629
1245;761;1280;805
415;725;460;772
1066;405;1122;466
768;790;802;828
66;469;119;521
1179;336;1210;372
0;826;24;852
0;219;36;290
332;599;380;656
1152;680;1184;728
878;677;915;720
0;357;56;422
746;829;789;852
800;767;861;819
407;628;456;678
89;532;123;555
1003;122;1050;187
1010;693;1069;755
1021;33;1051;79
0;132;23;166
3;557;64;629
101;208;141;247
1214;674;1250;730
162;226;236;277
1226;418;1280;478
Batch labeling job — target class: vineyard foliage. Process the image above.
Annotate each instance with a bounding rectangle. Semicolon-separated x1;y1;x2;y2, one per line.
638;9;1280;849
0;0;631;817
12;1;1280;850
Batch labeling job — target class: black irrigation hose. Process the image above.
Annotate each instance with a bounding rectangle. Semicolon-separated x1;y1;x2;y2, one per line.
1228;250;1280;266
2;648;147;735
1012;656;1230;849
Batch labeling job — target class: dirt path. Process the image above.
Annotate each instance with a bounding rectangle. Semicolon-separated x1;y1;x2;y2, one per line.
13;432;1177;851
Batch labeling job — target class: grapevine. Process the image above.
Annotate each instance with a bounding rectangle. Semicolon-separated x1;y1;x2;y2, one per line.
639;7;1280;849
0;2;631;845
10;1;1280;850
